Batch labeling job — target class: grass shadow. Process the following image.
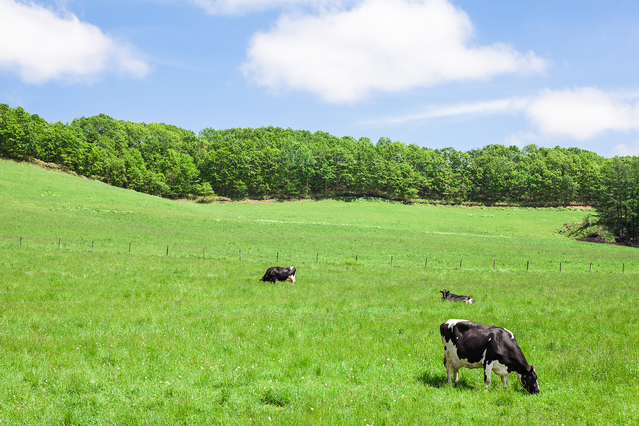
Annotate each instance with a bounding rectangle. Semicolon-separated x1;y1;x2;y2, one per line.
416;371;447;388
416;371;479;391
447;379;478;391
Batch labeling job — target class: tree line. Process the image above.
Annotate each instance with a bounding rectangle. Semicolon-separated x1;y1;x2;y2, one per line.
1;103;638;243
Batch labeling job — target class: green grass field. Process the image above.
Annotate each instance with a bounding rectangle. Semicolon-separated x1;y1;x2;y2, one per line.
1;159;638;425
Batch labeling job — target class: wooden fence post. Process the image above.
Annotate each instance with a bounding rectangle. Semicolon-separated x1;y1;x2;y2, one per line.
526;261;529;271
391;256;393;267
58;238;61;249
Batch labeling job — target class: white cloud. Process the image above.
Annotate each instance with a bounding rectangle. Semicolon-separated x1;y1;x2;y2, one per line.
525;87;639;140
613;141;639;156
372;86;639;144
189;0;350;15
504;131;539;149
241;0;547;103
0;0;151;84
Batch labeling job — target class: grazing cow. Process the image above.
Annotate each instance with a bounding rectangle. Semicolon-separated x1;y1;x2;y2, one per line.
440;289;475;304
260;266;296;284
440;319;540;394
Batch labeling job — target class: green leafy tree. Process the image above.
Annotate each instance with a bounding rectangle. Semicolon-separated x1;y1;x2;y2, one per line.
596;157;639;244
438;148;471;202
467;145;524;202
0;103;617;206
0;104;47;160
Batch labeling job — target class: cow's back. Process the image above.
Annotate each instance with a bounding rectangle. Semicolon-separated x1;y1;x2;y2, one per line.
440;319;486;341
440;320;508;365
441;319;524;368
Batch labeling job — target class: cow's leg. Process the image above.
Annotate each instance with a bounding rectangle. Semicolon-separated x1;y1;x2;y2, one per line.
443;352;456;385
484;361;493;389
500;374;508;389
443;355;452;384
453;367;459;384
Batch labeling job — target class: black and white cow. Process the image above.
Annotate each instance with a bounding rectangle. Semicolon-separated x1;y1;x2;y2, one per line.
440;289;475;304
440;319;540;394
260;266;296;284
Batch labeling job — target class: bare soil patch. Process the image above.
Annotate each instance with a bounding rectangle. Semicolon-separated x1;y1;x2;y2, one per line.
577;233;629;246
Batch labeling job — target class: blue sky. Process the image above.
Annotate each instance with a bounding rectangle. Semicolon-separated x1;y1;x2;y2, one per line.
2;0;639;157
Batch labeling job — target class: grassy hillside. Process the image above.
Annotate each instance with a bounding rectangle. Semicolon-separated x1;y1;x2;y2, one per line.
0;160;633;273
1;159;638;425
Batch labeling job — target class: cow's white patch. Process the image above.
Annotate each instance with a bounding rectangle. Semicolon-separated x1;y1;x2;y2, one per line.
445;319;467;330
503;327;515;340
443;341;485;370
491;360;509;377
484;359;509;387
282;267;296;284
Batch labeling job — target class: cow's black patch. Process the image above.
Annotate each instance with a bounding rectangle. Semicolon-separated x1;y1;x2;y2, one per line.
440;289;475;303
260;266;296;283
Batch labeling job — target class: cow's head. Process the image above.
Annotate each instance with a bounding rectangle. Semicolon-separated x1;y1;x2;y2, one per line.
440;290;449;299
519;365;540;394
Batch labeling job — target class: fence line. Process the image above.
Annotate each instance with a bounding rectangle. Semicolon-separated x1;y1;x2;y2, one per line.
1;234;636;274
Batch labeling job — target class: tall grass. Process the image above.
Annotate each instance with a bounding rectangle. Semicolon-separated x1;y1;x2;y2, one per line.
1;159;639;424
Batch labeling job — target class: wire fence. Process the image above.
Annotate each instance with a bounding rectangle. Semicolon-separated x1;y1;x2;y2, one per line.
2;234;637;275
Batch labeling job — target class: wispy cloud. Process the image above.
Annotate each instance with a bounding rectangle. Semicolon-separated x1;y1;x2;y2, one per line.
0;0;151;84
504;131;540;149
613;141;639;156
188;0;352;15
363;98;528;125
368;87;639;143
241;0;547;103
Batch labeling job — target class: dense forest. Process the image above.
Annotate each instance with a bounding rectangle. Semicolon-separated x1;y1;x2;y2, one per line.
1;103;638;243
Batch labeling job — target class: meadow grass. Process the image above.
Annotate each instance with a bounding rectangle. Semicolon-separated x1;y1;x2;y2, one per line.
0;160;634;274
1;159;639;425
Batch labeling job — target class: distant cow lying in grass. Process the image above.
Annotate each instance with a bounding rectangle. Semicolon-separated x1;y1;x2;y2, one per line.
260;266;296;284
440;289;475;304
